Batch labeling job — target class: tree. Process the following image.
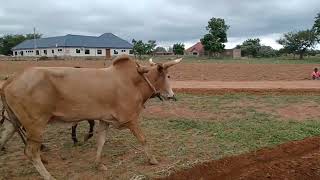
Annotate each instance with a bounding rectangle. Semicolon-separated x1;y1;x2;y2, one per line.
132;39;157;58
313;13;320;42
200;17;229;56
154;46;167;53
172;43;185;55
0;33;42;55
132;39;146;58
258;45;277;58
145;40;157;55
277;30;317;59
238;38;261;57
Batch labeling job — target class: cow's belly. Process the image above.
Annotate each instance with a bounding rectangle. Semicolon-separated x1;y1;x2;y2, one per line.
49;111;125;127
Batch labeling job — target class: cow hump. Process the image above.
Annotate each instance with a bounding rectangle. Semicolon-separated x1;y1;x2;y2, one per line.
112;55;133;66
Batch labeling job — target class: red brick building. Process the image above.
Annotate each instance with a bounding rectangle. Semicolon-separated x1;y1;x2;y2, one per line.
186;42;241;58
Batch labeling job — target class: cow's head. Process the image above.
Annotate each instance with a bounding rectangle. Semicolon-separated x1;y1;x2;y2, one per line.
141;58;182;101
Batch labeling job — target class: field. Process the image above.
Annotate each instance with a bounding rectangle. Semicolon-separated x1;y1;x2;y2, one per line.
0;57;320;179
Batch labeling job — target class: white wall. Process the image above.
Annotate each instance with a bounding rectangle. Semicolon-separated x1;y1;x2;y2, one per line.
13;48;133;57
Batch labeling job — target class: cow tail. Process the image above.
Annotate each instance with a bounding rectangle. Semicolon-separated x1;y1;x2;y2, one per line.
0;82;27;145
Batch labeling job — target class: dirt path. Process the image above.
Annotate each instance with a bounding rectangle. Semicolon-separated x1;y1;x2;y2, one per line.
172;80;320;94
159;136;320;180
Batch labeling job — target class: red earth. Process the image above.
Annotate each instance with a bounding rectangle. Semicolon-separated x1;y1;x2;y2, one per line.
158;136;320;180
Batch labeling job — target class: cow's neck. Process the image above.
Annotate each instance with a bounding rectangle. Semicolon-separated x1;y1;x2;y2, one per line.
138;73;158;103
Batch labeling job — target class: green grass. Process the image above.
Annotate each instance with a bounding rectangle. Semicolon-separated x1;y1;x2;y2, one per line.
1;93;320;179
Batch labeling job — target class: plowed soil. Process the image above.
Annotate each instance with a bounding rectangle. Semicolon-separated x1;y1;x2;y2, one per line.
159;136;320;180
0;61;318;81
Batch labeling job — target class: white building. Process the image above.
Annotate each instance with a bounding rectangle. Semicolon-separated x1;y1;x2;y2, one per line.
12;33;133;58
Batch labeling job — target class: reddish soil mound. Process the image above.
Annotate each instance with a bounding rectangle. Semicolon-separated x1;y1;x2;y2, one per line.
158;136;320;180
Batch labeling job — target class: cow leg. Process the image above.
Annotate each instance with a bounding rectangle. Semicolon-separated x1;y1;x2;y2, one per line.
25;140;55;180
94;121;108;170
0;120;16;151
128;123;158;165
71;123;78;145
84;120;95;142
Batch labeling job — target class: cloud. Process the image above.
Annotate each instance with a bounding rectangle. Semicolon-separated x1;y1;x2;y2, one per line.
0;0;319;49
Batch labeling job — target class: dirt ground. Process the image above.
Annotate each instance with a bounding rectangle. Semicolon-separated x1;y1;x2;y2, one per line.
0;60;318;81
172;80;320;95
1;61;320;179
159;136;320;180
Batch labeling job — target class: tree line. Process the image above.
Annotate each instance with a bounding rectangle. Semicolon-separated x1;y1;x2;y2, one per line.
1;12;320;59
131;39;185;58
0;34;42;55
200;13;320;59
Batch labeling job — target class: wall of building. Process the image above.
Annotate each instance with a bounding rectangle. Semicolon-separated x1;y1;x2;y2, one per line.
13;48;132;57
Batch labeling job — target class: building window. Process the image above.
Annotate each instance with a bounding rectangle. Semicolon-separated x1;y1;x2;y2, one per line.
20;51;24;56
85;49;90;54
114;50;118;54
97;50;102;54
58;49;63;52
129;50;133;54
52;50;54;54
43;50;47;55
76;49;81;53
36;50;40;55
15;52;17;56
121;50;126;52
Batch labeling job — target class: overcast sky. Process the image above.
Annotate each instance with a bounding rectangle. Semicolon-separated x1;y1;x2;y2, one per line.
0;0;319;49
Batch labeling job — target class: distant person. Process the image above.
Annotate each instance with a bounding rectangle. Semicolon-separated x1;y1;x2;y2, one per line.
311;68;320;80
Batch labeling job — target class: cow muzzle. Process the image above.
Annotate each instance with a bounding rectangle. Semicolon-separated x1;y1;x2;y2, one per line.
164;95;177;101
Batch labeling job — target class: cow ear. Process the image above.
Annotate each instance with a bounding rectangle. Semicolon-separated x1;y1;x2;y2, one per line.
157;64;164;72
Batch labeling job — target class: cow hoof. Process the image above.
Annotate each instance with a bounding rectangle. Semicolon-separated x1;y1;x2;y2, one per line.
40;144;50;152
149;157;159;165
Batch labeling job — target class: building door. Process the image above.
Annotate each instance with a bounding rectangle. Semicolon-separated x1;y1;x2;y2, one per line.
105;49;111;59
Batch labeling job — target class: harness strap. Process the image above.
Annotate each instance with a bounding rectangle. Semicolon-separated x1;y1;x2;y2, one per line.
136;61;163;101
140;72;163;101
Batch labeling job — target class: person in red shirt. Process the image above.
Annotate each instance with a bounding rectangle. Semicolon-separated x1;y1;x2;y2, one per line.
311;68;320;80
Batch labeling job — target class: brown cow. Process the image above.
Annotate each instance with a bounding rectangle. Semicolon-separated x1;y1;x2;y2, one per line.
0;55;181;180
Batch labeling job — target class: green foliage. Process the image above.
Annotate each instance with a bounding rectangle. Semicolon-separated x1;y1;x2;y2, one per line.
172;43;185;55
313;13;320;42
238;38;261;57
132;39;145;58
145;40;157;55
131;39;157;58
154;46;167;53
0;33;42;55
201;17;229;56
258;45;277;58
277;30;317;59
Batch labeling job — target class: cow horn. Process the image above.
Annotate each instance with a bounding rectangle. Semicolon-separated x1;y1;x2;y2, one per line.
163;58;182;69
149;58;157;66
136;61;149;73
